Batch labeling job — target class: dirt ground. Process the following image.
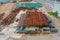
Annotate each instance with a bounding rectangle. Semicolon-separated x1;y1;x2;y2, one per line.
0;3;16;19
0;3;60;40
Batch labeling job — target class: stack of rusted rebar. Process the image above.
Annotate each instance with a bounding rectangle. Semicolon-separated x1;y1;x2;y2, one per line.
1;8;21;25
22;11;50;27
0;13;4;20
0;7;29;26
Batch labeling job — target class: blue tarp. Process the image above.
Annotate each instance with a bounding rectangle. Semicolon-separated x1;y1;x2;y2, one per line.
16;2;42;8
